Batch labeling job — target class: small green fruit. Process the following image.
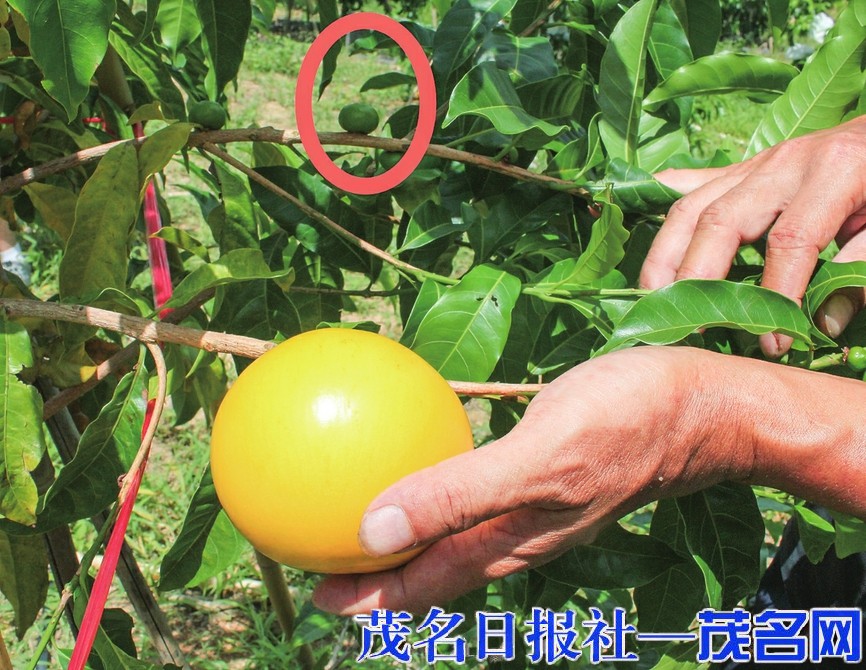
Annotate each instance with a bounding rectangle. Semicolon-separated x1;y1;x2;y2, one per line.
189;100;227;130
848;346;866;372
338;103;379;134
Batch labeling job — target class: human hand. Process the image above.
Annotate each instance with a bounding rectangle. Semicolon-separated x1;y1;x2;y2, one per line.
312;347;753;614
641;115;866;356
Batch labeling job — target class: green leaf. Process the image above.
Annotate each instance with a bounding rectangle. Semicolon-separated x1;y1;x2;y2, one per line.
794;505;836;563
648;1;692;81
645;53;798;109
212;160;259;252
72;595;161;669
747;0;866;156
360;72;416;92
834;512;866;559
160;467;246;591
0;317;45;526
24;182;77;244
0;58;67;119
194;0;251;98
151;227;209;261
544;114;604;182
400;279;446;349
510;0;547;35
669;0;720;58
675;483;763;608
532;200;628;290
598;0;658;163
156;0;202;58
291;602;337;649
517;73;585;124
805;261;866;316
163;248;292;310
60;142;140;302
37;359;146;530
590;159;681;214
410;264;521;382
0;529;47;637
317;0;340;97
7;0;114;121
478;29;558;83
397;201;472;252
109;26;187;121
253;166;387;275
444;62;568;139
468;189;571;261
537;523;686;590
601;280;814;353
139;122;193;185
432;0;517;92
634;499;706;632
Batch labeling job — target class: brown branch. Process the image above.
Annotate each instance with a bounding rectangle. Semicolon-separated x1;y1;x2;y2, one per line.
0;299;273;358
0;127;589;198
5;298;545;398
42;289;215;420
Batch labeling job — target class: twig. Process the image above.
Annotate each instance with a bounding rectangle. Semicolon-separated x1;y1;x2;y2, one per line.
0;128;589;199
519;0;563;36
4;298;545;397
201;142;456;286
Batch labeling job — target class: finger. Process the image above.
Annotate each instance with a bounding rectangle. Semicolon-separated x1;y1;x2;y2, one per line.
837;205;866;248
654;166;735;195
640;171;746;289
674;169;799;282
355;431;550;559
759;170;866;356
814;229;866;338
314;506;598;615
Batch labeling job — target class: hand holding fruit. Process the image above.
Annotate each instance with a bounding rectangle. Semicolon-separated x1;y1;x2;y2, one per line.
312;346;866;614
643;115;866;356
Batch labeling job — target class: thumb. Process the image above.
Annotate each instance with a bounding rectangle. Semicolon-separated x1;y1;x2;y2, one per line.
357;431;544;557
815;229;866;338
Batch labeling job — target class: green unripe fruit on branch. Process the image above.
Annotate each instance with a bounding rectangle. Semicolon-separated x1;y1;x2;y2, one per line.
189;100;227;130
338;103;379;134
848;346;866;372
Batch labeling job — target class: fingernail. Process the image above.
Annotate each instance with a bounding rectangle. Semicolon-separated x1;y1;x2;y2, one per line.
822;294;856;338
359;505;415;557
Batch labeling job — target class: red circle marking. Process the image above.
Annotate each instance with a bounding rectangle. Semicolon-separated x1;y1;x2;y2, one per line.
295;13;437;195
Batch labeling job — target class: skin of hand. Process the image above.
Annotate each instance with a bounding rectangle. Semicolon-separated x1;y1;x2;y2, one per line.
642;114;866;356
313;346;866;615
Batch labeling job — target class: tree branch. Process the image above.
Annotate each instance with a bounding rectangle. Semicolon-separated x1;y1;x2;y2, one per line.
3;298;544;398
0;127;589;198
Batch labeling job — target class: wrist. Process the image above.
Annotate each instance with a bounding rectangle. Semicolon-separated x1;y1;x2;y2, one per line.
715;356;866;516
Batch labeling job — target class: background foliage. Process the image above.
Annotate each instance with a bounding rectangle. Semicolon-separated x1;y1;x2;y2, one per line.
1;0;866;667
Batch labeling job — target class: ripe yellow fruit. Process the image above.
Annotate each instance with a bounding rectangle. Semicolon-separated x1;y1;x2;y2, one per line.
210;328;473;573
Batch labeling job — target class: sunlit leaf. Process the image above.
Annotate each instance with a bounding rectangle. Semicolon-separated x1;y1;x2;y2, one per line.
410;264;521;382
601;280;814;353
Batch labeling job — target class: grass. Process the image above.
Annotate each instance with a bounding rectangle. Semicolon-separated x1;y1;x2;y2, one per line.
2;21;786;670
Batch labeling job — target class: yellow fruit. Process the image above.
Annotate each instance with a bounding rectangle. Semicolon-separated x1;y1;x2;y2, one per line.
210;328;473;573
